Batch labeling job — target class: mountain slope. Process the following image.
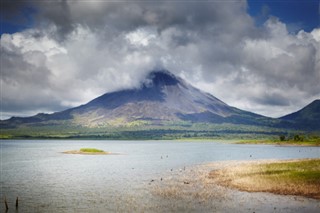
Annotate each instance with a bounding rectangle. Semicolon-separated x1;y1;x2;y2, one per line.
2;70;272;129
70;70;268;126
280;100;320;130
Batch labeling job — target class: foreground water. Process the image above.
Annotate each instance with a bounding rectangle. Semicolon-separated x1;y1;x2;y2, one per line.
1;140;319;212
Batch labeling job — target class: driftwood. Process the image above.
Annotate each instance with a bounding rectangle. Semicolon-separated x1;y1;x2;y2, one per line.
3;196;19;210
4;196;8;210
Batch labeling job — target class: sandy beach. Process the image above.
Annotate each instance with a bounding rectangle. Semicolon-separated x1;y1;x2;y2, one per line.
148;159;320;212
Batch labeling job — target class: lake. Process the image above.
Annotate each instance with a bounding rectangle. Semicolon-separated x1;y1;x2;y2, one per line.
1;140;319;212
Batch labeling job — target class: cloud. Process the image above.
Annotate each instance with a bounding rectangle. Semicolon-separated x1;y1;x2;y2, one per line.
1;0;319;119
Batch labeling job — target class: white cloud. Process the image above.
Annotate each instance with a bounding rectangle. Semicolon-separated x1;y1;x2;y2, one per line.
126;27;157;46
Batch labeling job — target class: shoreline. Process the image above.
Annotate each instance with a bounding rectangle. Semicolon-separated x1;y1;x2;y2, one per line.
149;158;320;212
235;140;320;146
1;138;319;146
209;159;320;199
152;158;320;201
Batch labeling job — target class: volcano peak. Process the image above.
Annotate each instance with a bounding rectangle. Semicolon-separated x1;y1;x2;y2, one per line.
146;70;180;86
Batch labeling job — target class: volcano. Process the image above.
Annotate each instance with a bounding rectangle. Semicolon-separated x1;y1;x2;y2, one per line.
2;70;272;129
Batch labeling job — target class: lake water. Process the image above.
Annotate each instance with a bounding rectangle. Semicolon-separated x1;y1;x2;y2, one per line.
1;140;319;212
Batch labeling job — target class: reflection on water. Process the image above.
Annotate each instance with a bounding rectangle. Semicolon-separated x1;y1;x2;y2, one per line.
1;140;319;212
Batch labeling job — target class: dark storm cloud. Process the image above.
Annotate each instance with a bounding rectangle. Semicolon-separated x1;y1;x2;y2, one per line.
1;0;319;119
3;0;252;41
37;0;73;41
1;0;30;23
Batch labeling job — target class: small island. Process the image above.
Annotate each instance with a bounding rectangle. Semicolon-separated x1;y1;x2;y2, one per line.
63;148;110;155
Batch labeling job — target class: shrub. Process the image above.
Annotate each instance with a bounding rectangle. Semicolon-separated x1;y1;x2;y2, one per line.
293;135;304;142
279;135;286;141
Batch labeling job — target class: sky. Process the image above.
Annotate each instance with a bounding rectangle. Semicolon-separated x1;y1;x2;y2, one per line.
0;0;319;119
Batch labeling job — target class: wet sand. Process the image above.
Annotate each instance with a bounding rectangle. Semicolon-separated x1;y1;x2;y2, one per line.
148;160;320;213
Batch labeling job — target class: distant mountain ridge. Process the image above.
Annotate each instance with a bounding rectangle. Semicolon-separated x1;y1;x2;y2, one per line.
280;99;320;130
1;70;320;138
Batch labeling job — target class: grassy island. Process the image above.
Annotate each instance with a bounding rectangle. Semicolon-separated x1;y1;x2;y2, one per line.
63;148;109;155
79;148;104;153
209;159;320;199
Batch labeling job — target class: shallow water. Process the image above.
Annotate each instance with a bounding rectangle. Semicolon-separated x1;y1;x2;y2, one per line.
0;140;319;212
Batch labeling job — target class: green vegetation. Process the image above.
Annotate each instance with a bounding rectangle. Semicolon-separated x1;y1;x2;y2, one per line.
63;148;109;155
210;159;320;199
1;120;319;143
237;134;320;146
261;160;320;183
0;121;294;140
80;148;104;153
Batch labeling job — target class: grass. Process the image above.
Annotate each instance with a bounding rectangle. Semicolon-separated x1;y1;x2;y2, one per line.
63;148;109;155
209;159;320;199
79;148;104;153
